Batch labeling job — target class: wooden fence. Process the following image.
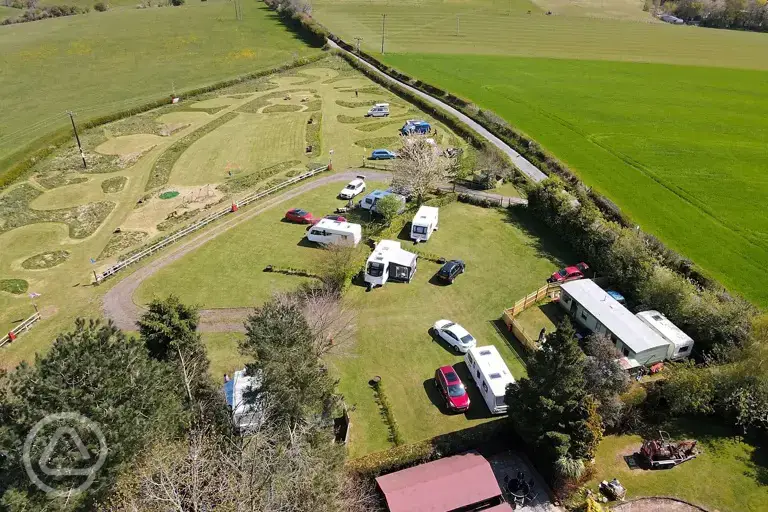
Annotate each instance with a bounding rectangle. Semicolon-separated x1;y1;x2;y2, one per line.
501;283;561;352
1;311;42;349
95;166;329;283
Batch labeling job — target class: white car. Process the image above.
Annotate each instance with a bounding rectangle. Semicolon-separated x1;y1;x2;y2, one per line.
339;178;366;199
433;320;477;353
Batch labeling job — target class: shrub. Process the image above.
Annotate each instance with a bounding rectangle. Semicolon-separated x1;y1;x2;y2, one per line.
457;193;500;208
94;1;108;10
555;456;585;480
171;0;184;5
371;379;404;446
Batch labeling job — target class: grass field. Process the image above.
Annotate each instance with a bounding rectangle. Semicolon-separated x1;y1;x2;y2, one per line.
587;418;768;512
313;0;768;69
0;1;320;168
381;53;768;306
137;180;579;455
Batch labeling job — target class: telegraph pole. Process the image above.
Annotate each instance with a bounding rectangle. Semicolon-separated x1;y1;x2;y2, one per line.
354;37;363;54
381;14;386;54
456;15;460;37
67;111;87;169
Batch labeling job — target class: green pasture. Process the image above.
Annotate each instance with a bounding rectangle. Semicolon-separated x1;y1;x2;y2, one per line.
0;0;320;168
313;0;768;69
587;418;768;512
137;181;579;456
381;53;768;306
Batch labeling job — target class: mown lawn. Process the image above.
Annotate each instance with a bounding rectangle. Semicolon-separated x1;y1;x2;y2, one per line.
0;0;320;167
587;418;768;512
380;53;768;306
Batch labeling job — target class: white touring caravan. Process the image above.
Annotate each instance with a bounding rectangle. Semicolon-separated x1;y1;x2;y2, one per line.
366;102;390;117
464;346;515;415
364;240;417;289
636;310;694;361
224;369;264;434
410;205;439;242
359;189;406;214
307;219;362;246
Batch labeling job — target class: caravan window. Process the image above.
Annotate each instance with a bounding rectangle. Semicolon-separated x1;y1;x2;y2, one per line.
495;396;506;407
677;345;690;353
367;262;384;277
580;310;588;321
413;225;427;234
310;229;322;235
482;382;488;393
467;354;475;366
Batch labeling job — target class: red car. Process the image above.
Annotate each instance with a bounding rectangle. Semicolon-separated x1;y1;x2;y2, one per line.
284;208;317;224
548;262;589;283
323;214;347;222
434;365;470;412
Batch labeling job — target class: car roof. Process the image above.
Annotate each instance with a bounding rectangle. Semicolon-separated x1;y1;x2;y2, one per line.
290;208;306;214
373;149;391;153
446;323;470;338
564;265;581;273
347;178;364;186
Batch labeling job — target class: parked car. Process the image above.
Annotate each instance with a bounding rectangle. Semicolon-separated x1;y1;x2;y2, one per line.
284;208;317;224
437;259;465;283
547;262;589;283
433;320;477;353
339;177;366;199
323;214;347;222
370;149;397;160
434;365;470;412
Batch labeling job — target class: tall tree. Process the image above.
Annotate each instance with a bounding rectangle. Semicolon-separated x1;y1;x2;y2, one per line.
391;134;450;205
583;333;630;429
0;319;187;510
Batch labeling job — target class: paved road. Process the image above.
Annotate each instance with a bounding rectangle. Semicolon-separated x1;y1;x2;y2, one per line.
102;171;389;332
328;40;548;183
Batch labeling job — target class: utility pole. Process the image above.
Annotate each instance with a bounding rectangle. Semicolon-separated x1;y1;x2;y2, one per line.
67;111;87;169
456;15;460;37
381;14;386;54
354;37;363;54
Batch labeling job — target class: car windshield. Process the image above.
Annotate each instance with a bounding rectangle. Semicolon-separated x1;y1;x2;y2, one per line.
293;209;307;216
367;262;384;277
448;384;466;397
558;269;568;277
460;334;474;344
344;185;354;190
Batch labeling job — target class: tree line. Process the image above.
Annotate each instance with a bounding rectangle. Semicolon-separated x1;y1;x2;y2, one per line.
664;0;768;32
0;284;373;510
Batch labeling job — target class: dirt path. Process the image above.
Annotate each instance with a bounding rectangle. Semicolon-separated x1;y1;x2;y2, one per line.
612;498;710;512
103;171;389;332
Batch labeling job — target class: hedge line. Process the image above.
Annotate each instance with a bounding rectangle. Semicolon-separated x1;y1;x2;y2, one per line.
371;378;404;447
0;53;327;191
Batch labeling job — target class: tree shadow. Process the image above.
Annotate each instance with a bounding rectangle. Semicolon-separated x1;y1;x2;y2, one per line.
538;302;565;326
453;362;494;421
263;9;326;49
490;319;530;370
503;206;578;268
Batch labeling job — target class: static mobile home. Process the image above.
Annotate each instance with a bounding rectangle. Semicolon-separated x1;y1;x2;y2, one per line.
410;206;439;243
464;346;515;415
364;240;417;289
636;310;694;360
307;219;362;246
224;369;263;434
559;280;671;370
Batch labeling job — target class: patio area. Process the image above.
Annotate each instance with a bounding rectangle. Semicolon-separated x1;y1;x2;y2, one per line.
486;451;564;511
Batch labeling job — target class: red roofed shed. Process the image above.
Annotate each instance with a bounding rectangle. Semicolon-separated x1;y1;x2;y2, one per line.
375;451;512;512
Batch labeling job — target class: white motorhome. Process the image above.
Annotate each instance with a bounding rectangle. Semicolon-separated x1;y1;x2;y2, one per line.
465;346;515;415
307;219;362;246
364;240;417;289
359;189;406;214
366;103;390;117
636;310;694;361
410;205;439;242
224;369;264;434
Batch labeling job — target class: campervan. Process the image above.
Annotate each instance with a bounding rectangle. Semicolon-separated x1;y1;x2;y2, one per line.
366;103;390;117
224;369;263;434
400;120;431;135
364;240;417;289
359;190;406;214
636;310;694;361
410;205;439;242
307;219;362;246
464;346;515;415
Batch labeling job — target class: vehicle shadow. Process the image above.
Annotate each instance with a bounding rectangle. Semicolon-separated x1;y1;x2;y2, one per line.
428;327;461;354
428;274;448;286
296;237;317;248
395;223;412;242
453;362;494;421
422;378;453;416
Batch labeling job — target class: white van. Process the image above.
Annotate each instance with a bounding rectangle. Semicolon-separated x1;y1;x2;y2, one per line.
464;346;515;415
410;205;439;242
307;219;362;246
364;240;418;289
366;103;390;117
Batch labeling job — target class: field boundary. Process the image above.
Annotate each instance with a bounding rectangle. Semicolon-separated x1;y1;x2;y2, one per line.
0;310;42;349
95;166;329;283
501;283;561;351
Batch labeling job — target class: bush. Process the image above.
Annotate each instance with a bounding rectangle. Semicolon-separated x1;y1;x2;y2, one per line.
171;0;184;5
371;379;404;446
94;1;108;10
457;193;500;208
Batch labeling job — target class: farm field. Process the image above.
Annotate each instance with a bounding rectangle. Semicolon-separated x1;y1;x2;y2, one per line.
380;53;768;305
0;55;460;370
587;418;768;512
312;0;768;69
137;180;579;456
0;0;320;168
